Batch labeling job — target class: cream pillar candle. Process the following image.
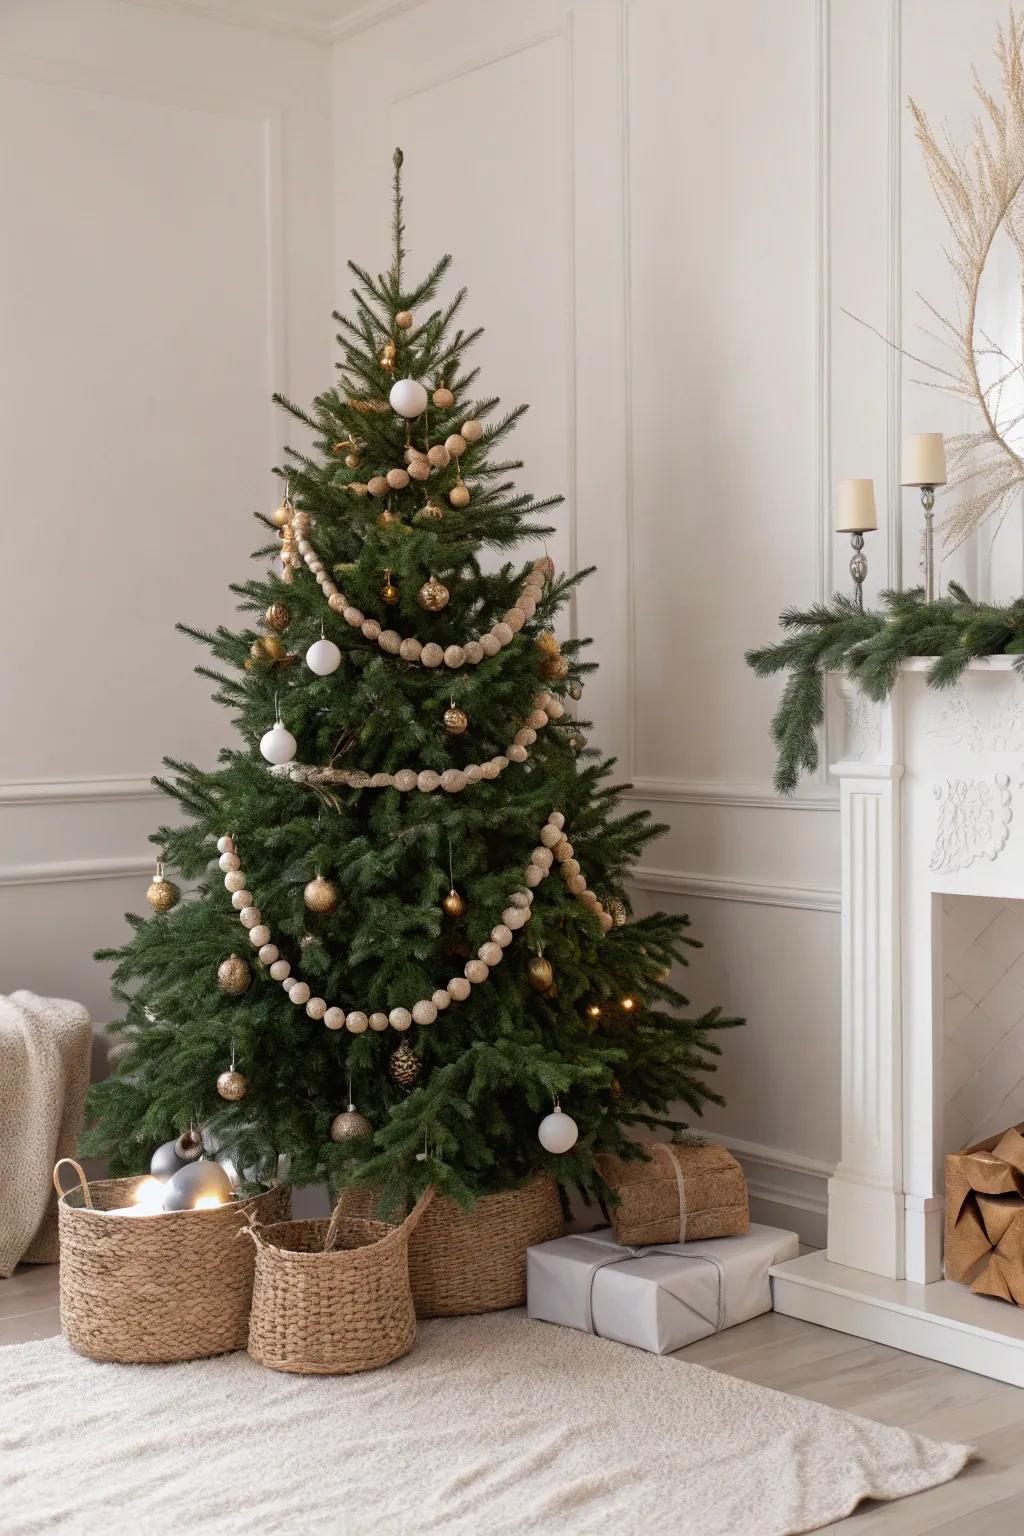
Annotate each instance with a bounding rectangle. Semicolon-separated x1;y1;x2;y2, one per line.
835;478;878;532
901;433;947;487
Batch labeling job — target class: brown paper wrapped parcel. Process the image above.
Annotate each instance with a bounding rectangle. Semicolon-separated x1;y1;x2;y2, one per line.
945;1123;1024;1304
527;1223;798;1354
594;1139;749;1246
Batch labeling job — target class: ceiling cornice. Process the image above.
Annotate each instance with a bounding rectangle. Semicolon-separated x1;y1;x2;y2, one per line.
110;0;428;46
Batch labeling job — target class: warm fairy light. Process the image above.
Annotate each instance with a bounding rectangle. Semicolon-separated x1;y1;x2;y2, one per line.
193;1195;224;1211
586;1004;602;1019
133;1177;165;1211
620;996;637;1012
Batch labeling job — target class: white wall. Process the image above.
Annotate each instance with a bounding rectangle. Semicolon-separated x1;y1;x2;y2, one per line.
0;0;333;1022
3;0;1010;1240
330;0;1016;1241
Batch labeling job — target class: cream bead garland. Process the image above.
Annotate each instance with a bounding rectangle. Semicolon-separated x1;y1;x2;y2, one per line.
270;690;565;795
293;526;552;669
215;809;614;1035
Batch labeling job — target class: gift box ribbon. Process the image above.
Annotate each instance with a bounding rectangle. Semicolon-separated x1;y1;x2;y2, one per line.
948;1126;1024;1304
570;1234;727;1336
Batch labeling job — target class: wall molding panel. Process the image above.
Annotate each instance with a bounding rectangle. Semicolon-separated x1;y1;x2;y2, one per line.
0;777;161;806
0;856;153;890
634;867;841;915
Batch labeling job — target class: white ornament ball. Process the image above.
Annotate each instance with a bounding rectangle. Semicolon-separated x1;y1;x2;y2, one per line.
248;925;271;948
447;977;471;1002
305;638;342;676
389;377;429;418
421;643;444;668
412;999;437;1026
478;942;503;967
218;851;240;872
465;959;489;984
389;1007;412;1031
345;1011;369;1034
239;906;261;928
306;996;327;1020
492;924;513;947
368;1012;390;1032
324;1007;345;1030
289;981;310;1006
260;722;297;765
269;959;291;982
224;870;247;893
258;944;279;965
231;889;252;910
216;835;234;854
538;1106;579;1155
432;989;451;1010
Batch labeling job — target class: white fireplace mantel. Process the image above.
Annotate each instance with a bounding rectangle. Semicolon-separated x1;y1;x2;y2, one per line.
772;658;1024;1386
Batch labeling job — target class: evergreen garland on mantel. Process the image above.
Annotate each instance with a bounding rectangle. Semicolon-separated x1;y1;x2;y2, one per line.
746;585;1024;794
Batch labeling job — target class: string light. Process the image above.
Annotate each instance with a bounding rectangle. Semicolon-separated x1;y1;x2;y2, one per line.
620;996;637;1013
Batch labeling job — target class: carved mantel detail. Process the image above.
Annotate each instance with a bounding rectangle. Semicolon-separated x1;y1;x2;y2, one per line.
929;774;1013;874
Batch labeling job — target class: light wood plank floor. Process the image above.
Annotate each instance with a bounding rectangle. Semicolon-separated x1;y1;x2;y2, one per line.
3;1264;1022;1533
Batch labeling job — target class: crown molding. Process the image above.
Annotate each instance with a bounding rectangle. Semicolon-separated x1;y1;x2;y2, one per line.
109;0;428;44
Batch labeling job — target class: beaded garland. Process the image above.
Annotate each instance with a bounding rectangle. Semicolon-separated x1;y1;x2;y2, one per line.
270;689;566;794
215;814;615;1035
290;511;554;670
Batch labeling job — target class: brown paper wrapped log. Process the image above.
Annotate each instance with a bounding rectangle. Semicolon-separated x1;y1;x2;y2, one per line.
945;1123;1024;1305
594;1139;749;1247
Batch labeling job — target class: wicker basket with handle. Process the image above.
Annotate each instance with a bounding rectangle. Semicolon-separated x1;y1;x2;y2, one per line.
343;1175;564;1316
53;1157;290;1364
244;1186;433;1375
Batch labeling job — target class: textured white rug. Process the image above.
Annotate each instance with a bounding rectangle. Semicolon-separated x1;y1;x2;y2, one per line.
0;1311;970;1536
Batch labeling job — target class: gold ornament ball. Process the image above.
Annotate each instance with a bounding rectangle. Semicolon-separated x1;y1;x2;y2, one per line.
418;576;450;612
443;705;468;736
217;954;250;995
304;875;339;914
387;467;410;490
427;444;450;468
146;876;179;912
418;501;445;521
216;1068;248;1102
345;453;361;469
367;476;389;497
535;630;561;657
432;386;454;409
395;310;413;329
568;680;583;701
606;897;628;927
265;602;290;632
388;1041;421;1089
378;507;402;527
271;500;291;529
442;888;466;918
381;574;400;606
542;655;569;680
449;483;471;509
526;955;555;994
331;1106;373;1142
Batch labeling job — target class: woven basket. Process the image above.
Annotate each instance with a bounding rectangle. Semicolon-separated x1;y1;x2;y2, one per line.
245;1187;433;1375
53;1157;290;1364
345;1175;564;1316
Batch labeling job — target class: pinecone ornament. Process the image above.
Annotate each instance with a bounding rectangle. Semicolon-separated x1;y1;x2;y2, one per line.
388;1042;421;1089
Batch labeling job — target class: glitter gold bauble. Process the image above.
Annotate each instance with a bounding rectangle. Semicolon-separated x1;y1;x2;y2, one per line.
541;655;569;680
330;1105;372;1142
441;888;466;918
345;453;360;469
271;499;292;529
418;576;450;612
395;310;413;329
380;341;397;373
388;1041;421;1089
378;507;401;527
216;1068;247;1102
448;483;471;509
418;501;445;521
526;955;555;993
432;385;454;409
303;875;339;914
443;705;468;736
217;954;251;995
146;862;179;911
367;476;389;497
381;572;400;605
265;602;290;631
535;630;560;657
605;897;628;927
568;680;583;701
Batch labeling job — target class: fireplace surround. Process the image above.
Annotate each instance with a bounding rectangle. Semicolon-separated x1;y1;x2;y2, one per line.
771;660;1024;1385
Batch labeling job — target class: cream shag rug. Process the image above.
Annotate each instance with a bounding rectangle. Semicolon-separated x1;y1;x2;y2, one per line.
0;1311;970;1536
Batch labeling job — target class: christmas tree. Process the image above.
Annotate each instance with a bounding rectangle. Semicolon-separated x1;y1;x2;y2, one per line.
85;151;741;1210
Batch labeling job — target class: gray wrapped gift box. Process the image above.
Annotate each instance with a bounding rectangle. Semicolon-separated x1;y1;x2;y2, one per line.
527;1222;799;1354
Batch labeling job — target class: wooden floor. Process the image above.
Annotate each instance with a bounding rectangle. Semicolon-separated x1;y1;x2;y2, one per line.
4;1265;1024;1533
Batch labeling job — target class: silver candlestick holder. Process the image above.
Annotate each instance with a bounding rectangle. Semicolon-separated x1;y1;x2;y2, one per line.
919;485;937;601
901;434;947;602
848;532;868;612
